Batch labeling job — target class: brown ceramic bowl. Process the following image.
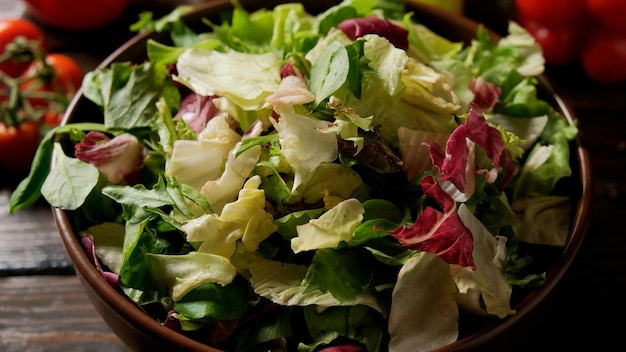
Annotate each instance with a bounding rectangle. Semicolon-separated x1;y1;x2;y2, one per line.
53;0;592;351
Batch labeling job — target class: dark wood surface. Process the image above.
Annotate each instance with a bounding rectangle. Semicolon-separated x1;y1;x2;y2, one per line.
1;1;626;351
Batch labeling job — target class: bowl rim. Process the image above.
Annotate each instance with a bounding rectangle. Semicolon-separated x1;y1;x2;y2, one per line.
54;0;593;350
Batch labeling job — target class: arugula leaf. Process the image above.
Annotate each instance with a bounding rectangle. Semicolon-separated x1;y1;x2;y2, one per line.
257;162;293;208
164;176;195;218
118;214;155;291
236;134;279;157
102;180;172;210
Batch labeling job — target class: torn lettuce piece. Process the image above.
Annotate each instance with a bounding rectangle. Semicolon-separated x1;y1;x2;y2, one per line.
362;33;408;97
235;254;381;312
512;116;577;201
497;21;545;77
165;112;241;190
456;204;514;318
175;48;281;111
405;18;463;63
146;251;237;301
183;176;277;258
388;251;459;352
488;113;548;150
271;105;338;194
512;196;571;246
296;162;363;206
201;144;262;214
291;198;365;253
82;222;125;274
401;57;461;114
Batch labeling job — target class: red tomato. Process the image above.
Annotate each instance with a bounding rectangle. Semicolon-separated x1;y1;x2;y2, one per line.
42;110;64;126
580;31;626;83
0;120;41;172
20;53;84;107
42;53;84;94
586;0;626;34
0;82;8;102
515;0;587;26
23;0;129;31
519;17;581;66
0;18;46;78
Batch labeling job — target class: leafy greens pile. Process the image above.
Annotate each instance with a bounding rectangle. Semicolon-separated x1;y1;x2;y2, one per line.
9;0;579;351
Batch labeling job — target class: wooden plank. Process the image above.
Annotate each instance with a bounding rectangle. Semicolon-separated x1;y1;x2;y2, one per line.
0;275;129;351
0;189;74;275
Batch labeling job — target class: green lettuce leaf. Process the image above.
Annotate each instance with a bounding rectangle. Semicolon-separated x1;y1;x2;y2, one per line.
173;278;248;324
82;62;180;130
291;198;365;253
175;48;281;111
388;251;458;352
236;254;381;312
302;247;375;302
146;251;237;301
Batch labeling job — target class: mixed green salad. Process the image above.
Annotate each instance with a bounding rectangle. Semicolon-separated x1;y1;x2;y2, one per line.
10;0;579;351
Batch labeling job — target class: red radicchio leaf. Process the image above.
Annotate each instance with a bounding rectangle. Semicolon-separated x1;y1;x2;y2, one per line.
318;345;367;352
389;175;475;269
425;102;516;193
176;93;219;133
80;235;120;288
470;76;502;113
337;16;409;50
75;131;146;185
280;63;299;78
211;319;241;344
163;309;184;332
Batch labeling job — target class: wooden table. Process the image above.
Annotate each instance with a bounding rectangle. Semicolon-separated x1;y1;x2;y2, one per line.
2;1;626;351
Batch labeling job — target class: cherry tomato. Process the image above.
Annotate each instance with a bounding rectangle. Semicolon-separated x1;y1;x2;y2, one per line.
0;120;41;172
20;53;84;107
23;0;129;31
514;0;586;26
0;81;8;102
0;18;46;78
519;16;581;66
42;53;84;94
586;0;626;34
580;31;626;84
42;110;64;126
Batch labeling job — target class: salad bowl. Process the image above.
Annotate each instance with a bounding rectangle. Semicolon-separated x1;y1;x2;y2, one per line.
45;0;591;351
